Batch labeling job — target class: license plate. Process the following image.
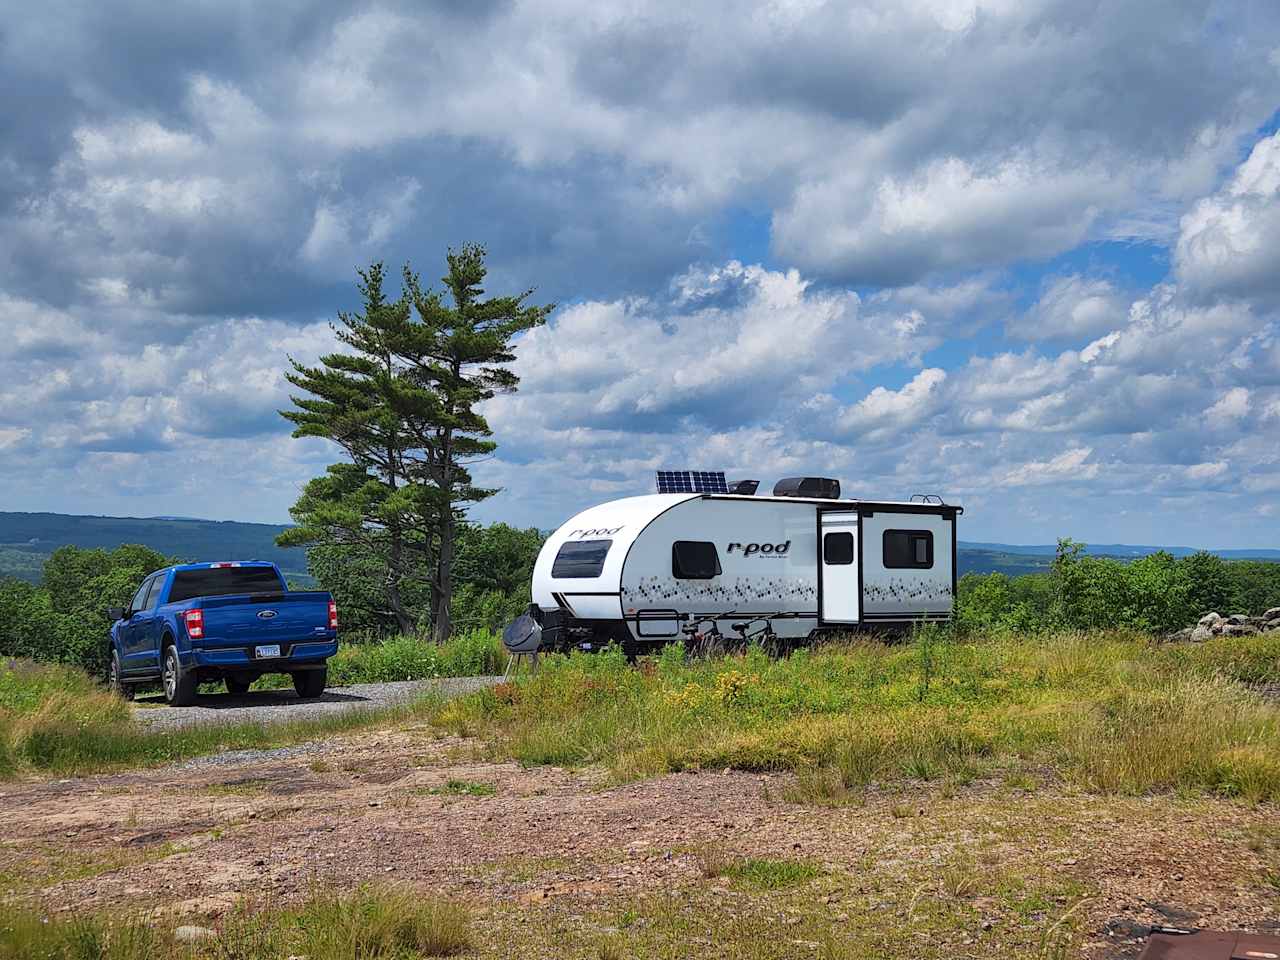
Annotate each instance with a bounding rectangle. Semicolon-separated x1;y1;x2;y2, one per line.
255;644;281;659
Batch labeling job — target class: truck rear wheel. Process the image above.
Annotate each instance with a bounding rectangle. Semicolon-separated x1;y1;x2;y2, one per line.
162;643;198;706
292;669;326;699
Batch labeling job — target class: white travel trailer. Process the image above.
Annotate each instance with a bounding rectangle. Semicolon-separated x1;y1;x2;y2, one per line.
519;476;962;655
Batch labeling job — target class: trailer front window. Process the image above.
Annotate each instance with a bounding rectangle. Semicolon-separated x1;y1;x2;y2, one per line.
672;540;721;579
883;530;933;569
551;539;613;578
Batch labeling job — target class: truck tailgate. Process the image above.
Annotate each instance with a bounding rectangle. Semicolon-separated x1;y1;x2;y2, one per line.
195;592;333;647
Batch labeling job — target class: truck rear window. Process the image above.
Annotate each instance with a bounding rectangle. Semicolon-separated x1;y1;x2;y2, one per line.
168;567;285;603
551;540;612;578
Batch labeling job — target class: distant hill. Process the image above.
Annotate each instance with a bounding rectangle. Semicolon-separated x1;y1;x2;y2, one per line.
0;512;309;584
1;511;1275;586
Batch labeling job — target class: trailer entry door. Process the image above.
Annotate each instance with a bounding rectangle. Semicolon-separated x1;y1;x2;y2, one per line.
820;511;859;624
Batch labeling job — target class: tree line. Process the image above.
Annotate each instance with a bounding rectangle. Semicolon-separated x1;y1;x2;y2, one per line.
956;539;1280;634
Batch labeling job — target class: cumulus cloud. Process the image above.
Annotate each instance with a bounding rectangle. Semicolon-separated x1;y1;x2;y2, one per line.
1176;132;1280;301
836;369;948;439
1008;274;1126;340
1000;448;1099;487
1205;387;1251;426
485;261;938;444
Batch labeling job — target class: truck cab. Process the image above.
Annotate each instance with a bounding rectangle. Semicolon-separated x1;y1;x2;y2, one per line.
107;561;338;705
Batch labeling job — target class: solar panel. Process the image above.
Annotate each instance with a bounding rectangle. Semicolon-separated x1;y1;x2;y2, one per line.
656;470;694;493
656;470;728;494
691;471;728;493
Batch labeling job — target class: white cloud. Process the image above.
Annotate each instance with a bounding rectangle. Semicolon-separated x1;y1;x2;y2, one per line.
1175;132;1280;301
1008;274;1125;340
837;368;947;438
488;261;937;444
776;156;1108;284
1205;387;1251;426
0;427;30;450
1186;461;1228;481
1000;447;1098;487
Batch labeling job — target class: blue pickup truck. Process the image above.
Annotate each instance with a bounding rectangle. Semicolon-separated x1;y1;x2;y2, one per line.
106;561;338;706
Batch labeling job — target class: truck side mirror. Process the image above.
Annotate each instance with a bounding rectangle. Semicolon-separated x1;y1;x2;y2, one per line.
107;607;126;622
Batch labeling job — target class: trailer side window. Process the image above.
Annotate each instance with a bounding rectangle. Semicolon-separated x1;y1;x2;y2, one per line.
883;530;933;569
671;540;721;579
551;539;613;578
823;532;854;565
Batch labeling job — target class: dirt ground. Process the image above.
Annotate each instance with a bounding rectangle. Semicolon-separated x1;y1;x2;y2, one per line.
1;722;1277;958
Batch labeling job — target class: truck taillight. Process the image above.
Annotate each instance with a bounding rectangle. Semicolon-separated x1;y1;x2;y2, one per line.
184;608;204;639
328;601;338;630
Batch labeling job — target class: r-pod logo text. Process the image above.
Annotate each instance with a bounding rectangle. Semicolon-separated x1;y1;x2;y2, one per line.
727;540;790;557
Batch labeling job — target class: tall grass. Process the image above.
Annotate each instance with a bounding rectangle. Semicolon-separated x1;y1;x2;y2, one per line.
327;629;505;684
0;885;470;959
432;630;1280;801
250;629;506;690
0;659;445;779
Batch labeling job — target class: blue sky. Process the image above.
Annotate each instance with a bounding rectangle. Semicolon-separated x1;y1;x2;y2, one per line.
0;1;1278;548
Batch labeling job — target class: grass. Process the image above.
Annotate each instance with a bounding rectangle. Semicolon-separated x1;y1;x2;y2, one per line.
721;857;823;890
0;659;446;780
431;629;1280;802
427;778;497;797
248;630;506;691
0;842;177;896
0;885;470;959
692;844;822;890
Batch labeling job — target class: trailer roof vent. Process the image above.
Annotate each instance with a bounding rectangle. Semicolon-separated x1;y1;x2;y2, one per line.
773;477;841;499
726;479;759;496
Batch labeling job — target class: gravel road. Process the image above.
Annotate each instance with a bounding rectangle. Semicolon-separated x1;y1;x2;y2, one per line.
131;676;501;732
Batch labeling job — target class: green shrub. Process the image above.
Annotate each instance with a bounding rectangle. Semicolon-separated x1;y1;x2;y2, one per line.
323;630;504;686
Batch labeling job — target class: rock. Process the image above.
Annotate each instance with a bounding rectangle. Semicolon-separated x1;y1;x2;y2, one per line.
1198;612;1221;626
1222;623;1258;637
173;926;217;944
1189;625;1214;643
1226;614;1248;625
1263;607;1280;622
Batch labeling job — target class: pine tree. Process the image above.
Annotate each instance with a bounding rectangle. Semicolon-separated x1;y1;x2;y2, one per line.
400;244;552;641
280;248;551;640
278;263;434;634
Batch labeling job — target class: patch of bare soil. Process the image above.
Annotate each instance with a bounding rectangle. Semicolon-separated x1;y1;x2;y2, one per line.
0;726;1276;958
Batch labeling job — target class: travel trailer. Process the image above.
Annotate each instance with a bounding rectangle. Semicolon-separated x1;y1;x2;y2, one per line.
508;473;962;656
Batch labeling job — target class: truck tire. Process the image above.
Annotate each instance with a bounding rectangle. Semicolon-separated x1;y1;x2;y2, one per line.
108;649;134;701
293;669;327;699
161;642;198;706
225;677;252;696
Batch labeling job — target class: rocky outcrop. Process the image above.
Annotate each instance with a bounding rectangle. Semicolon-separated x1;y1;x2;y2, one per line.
1165;608;1280;642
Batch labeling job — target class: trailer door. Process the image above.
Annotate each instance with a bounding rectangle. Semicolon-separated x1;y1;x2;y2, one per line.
819;511;859;624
